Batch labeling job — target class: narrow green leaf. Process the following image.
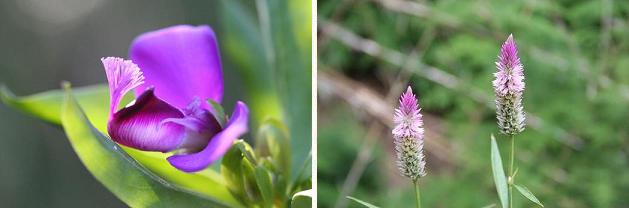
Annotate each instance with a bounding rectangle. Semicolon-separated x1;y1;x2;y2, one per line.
346;196;380;208
291;151;311;193
257;0;312;176
291;189;313;208
61;85;228;207
219;0;283;124
490;134;509;208
1;85;242;206
207;99;226;127
254;165;274;208
515;184;544;207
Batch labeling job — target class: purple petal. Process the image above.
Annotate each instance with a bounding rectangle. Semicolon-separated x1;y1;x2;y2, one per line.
130;25;224;109
162;98;222;153
101;57;144;116
108;89;185;152
167;101;249;172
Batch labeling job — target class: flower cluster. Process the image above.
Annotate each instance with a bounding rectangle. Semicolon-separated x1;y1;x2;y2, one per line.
392;86;426;181
493;34;525;135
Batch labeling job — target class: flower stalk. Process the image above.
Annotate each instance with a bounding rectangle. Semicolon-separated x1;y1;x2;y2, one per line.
509;135;515;208
414;180;422;208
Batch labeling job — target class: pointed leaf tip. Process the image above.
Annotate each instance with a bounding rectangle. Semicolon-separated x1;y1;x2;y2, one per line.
515;184;544;207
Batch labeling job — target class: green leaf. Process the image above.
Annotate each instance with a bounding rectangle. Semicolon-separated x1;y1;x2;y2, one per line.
515;184;544;207
123;148;242;207
490;134;509;208
346;196;380;208
254;165;274;208
60;84;228;207
1;85;242;207
291;189;313;208
207;99;226;127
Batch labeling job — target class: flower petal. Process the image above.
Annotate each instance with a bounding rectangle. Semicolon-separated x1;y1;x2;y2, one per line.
101;57;144;116
130;25;224;109
162;98;222;153
108;89;185;152
167;101;249;172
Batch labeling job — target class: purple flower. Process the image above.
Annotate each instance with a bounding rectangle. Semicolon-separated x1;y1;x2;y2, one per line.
102;25;249;172
493;34;525;135
392;86;426;181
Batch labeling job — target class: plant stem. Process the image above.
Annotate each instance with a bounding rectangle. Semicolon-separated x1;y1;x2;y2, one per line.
508;135;515;208
414;180;421;208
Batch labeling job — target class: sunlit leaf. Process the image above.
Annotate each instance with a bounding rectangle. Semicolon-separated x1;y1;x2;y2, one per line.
60;84;228;207
515;184;544;207
490;134;509;208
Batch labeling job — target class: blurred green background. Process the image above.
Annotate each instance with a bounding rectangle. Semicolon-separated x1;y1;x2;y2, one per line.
0;0;311;207
318;0;629;207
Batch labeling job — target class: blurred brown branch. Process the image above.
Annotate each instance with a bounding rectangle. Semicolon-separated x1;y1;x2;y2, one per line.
319;19;585;150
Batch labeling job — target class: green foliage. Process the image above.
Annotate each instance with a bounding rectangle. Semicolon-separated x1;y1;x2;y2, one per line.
219;0;311;179
319;0;629;207
221;138;311;208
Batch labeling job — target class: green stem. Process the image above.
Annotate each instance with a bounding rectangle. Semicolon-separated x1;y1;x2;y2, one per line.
508;135;515;208
414;180;421;208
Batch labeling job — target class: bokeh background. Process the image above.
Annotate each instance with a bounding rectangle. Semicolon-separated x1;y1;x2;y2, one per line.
318;0;629;207
0;0;311;207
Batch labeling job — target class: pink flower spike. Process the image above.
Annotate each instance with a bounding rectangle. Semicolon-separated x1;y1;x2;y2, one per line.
493;34;525;97
392;86;426;180
493;34;526;135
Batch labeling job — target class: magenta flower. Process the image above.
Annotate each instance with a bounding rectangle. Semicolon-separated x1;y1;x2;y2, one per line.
493;34;525;135
103;25;249;172
392;86;426;181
